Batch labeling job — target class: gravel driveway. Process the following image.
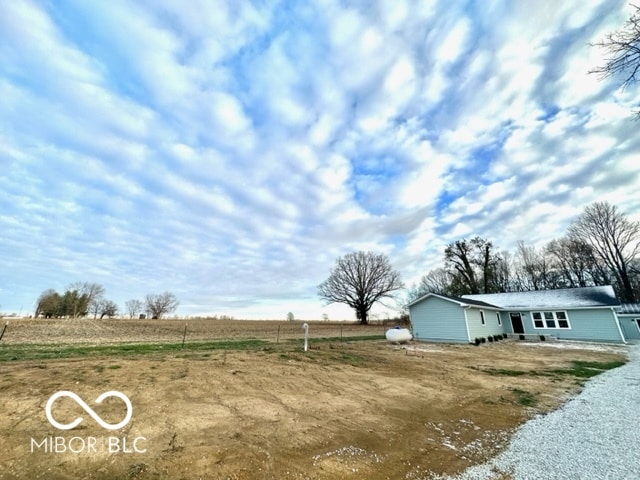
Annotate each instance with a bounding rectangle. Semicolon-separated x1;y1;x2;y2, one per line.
442;343;640;480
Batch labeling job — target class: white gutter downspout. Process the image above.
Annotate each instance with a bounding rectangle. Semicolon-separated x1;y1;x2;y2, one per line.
612;307;627;344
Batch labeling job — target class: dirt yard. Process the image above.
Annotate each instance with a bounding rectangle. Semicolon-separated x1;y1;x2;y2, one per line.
0;318;628;480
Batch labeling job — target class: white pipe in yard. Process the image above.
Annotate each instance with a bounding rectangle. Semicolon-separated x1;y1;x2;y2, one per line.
302;323;309;352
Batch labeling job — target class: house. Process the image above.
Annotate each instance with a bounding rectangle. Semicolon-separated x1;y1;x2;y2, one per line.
408;285;626;344
617;303;640;341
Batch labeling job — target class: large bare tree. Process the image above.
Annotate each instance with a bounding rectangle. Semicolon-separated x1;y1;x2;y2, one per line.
591;5;640;117
568;202;640;302
444;237;502;294
318;251;403;325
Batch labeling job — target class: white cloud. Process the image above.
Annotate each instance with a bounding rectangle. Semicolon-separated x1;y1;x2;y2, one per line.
1;0;639;318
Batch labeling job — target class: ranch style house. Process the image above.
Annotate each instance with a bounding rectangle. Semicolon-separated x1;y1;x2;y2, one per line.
408;285;635;344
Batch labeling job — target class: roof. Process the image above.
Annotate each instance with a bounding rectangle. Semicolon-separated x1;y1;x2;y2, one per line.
618;303;640;315
462;286;619;309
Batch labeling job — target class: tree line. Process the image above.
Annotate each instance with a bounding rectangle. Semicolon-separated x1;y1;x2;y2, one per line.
35;283;179;319
409;202;640;303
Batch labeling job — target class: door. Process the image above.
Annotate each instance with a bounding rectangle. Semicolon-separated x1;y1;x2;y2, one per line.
510;312;524;334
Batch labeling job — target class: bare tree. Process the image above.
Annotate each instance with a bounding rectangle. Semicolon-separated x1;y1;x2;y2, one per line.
417;268;452;296
124;299;144;319
99;300;118;319
444;237;502;294
145;292;179;319
318;251;403;325
513;241;554;291
568;202;640;302
545;236;609;288
591;5;640;117
67;282;105;319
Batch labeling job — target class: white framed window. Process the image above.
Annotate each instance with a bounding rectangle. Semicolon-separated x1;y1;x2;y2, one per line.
496;312;502;326
480;310;485;326
531;311;571;329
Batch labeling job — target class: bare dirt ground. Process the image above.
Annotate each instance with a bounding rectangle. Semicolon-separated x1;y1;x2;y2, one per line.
0;318;628;480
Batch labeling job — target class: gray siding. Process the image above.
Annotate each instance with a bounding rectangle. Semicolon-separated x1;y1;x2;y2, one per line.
618;315;640;340
467;308;505;341
518;308;624;343
410;296;469;343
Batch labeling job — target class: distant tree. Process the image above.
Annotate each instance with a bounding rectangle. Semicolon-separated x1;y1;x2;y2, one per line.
568;202;640;302
145;292;179;319
513;241;555;291
99;300;118;319
286;312;295;321
318;251;403;325
545;236;608;288
67;282;105;318
591;4;640;117
417;268;452;296
35;289;61;318
125;299;144;319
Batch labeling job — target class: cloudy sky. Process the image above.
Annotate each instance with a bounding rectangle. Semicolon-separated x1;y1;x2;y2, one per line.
1;0;639;319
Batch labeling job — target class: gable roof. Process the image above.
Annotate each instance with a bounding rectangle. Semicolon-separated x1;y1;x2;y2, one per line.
407;292;500;309
462;285;619;309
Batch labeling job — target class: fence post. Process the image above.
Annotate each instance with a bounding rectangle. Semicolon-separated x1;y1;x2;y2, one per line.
277;324;280;344
0;322;7;341
181;323;188;348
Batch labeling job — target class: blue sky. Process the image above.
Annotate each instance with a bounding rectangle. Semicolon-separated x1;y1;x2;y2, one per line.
1;0;639;320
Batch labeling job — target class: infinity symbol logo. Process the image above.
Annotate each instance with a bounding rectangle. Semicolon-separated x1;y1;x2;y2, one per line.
45;391;133;430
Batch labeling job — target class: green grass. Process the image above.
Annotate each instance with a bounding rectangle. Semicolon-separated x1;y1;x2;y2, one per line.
0;336;384;363
549;360;626;378
511;388;537;406
0;339;270;362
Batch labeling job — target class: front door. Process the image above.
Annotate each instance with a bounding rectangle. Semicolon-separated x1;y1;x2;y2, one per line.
510;312;524;334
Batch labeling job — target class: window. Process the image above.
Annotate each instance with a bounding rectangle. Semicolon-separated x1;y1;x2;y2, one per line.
480;310;485;326
544;312;556;328
496;312;502;326
556;311;569;328
532;312;544;328
531;311;570;329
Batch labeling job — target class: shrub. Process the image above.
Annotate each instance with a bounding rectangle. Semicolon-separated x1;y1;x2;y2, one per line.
474;337;481;346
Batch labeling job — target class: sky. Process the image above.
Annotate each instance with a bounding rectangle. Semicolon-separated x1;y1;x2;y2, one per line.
1;0;639;320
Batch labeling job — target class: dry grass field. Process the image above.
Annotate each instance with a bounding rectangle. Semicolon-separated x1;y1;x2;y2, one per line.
0;317;628;480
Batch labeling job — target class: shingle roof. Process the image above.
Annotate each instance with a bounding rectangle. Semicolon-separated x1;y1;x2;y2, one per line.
462;285;619;309
618;303;640;314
